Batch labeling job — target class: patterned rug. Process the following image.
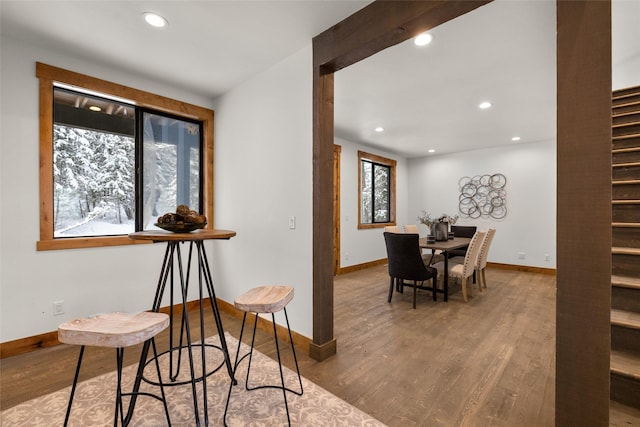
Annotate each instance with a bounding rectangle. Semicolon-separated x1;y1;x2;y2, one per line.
1;334;385;426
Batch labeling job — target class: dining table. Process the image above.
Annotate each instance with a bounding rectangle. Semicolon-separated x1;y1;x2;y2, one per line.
125;228;236;427
419;236;471;302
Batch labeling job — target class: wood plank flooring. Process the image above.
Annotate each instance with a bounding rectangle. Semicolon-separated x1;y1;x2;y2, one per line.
2;265;639;425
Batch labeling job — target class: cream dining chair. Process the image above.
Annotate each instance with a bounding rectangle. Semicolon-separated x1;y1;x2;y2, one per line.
432;230;486;302
384;225;402;233
450;228;496;289
403;224;419;234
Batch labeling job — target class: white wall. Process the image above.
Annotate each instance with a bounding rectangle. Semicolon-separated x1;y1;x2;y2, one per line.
211;45;313;337
407;140;557;268
336;137;408;268
1;36;314;342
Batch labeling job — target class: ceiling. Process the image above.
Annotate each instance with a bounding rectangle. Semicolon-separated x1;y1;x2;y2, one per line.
2;1;638;159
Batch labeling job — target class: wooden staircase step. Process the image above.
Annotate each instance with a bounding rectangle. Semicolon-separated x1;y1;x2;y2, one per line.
613;161;640;168
612;275;640;290
612;247;640;256
613;199;640;205
613;134;640;141
611;349;640;381
613;147;640;154
612;308;640;330
613;222;640;228
613;120;640;129
613;180;640;187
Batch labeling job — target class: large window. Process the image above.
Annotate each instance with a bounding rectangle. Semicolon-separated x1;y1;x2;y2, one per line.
37;63;214;250
358;150;396;228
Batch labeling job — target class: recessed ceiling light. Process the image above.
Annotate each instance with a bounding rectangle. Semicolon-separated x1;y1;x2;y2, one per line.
374;127;384;132
511;136;521;141
478;101;492;109
414;32;433;47
89;105;101;112
428;149;435;153
143;12;168;28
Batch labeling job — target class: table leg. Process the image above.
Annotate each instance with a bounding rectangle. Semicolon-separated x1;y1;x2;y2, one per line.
443;251;449;302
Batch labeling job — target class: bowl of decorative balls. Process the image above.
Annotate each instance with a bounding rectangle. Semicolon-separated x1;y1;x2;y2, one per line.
155;205;207;232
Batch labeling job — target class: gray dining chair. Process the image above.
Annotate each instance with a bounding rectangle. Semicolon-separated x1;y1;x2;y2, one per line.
383;232;438;308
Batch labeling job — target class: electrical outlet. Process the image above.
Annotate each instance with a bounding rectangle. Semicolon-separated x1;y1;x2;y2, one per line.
53;300;64;315
518;252;526;260
544;254;550;262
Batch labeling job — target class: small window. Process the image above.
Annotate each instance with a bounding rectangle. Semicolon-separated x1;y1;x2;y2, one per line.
358;150;396;228
37;62;214;250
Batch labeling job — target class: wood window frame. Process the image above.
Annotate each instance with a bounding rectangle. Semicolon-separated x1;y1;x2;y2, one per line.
357;150;396;229
36;62;214;251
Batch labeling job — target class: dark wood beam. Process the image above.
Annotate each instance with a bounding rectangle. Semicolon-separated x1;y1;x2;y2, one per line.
556;1;611;424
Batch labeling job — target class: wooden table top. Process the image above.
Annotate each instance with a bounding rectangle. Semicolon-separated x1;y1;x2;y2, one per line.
128;229;236;242
419;236;470;251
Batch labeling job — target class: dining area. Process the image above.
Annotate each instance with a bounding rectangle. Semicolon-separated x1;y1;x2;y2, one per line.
383;223;496;308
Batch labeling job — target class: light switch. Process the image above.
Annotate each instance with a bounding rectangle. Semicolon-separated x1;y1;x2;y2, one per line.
289;216;296;229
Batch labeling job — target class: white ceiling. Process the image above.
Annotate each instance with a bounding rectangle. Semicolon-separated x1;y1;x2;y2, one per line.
2;1;638;159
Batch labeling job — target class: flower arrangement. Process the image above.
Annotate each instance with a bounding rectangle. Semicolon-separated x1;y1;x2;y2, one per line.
417;211;459;227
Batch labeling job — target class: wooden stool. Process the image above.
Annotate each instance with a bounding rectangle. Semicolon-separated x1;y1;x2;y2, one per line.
58;312;171;426
223;286;303;426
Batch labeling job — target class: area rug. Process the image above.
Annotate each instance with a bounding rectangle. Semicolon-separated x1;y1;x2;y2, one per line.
1;334;386;426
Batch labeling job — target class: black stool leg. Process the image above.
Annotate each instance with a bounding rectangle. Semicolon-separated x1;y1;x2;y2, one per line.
223;312;248;426
64;346;86;427
115;347;125;427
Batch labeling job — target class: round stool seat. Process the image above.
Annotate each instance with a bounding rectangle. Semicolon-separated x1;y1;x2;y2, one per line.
234;285;294;314
58;312;169;348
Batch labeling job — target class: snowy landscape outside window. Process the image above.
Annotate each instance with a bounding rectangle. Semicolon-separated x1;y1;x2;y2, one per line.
37;62;214;251
358;151;396;228
52;86;202;239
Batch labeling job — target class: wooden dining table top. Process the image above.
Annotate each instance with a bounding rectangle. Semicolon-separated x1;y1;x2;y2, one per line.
419;236;471;251
128;228;236;242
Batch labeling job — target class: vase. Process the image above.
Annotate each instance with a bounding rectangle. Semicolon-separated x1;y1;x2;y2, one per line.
431;222;449;241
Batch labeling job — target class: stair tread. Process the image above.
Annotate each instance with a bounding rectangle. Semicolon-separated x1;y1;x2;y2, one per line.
613;134;640;140
613;147;640;153
613;222;640;227
610;400;640;425
613;121;640;129
612;247;640;255
613;161;640;168
611;349;640;380
612;275;640;289
612;309;640;329
613;199;640;204
613;179;640;185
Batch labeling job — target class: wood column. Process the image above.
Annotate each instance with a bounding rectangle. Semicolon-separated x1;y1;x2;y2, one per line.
556;1;611;424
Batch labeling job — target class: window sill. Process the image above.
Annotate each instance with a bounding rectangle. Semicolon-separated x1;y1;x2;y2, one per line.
36;235;151;251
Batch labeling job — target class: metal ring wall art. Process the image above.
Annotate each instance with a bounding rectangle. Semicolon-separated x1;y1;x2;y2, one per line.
458;174;507;219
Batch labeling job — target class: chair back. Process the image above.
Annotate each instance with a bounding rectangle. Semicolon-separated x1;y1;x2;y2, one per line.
477;228;496;269
384;225;402;233
404;224;419;234
451;225;477;238
383;232;435;282
461;231;486;278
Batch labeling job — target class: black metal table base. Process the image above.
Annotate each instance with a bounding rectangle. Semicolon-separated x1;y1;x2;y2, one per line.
125;240;234;427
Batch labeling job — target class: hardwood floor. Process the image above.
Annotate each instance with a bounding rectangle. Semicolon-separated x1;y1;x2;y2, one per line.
2;265;638;425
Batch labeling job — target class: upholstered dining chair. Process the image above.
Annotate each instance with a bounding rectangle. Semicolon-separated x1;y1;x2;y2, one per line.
384;225;402;233
448;225;477;259
383;232;438;309
475;228;495;289
403;224;419;234
433;230;486;302
450;228;496;289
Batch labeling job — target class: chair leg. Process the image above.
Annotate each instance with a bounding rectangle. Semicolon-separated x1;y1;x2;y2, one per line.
388;277;394;303
64;346;86;427
412;280;417;309
482;268;488;289
468;276;474;298
461;277;468;302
